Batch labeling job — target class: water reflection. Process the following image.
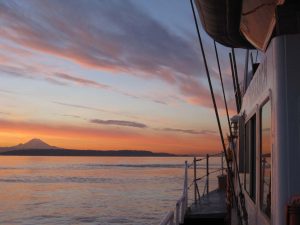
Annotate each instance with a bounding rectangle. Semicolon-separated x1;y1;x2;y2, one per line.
0;156;222;225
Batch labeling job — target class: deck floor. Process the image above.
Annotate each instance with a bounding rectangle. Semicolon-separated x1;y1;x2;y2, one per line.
183;189;227;225
188;189;226;217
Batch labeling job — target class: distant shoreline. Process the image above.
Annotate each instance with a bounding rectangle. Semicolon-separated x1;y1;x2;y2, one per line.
0;139;213;157
0;154;188;157
0;148;188;157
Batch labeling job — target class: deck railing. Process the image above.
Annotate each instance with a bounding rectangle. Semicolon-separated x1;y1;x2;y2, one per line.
159;152;225;225
159;161;188;225
192;152;225;203
159;211;174;225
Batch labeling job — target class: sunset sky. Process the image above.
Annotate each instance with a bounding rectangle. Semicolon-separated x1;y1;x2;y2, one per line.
0;0;249;154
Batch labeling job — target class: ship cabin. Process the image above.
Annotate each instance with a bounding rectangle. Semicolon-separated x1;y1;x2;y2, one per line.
195;0;300;224
160;1;300;225
236;33;300;225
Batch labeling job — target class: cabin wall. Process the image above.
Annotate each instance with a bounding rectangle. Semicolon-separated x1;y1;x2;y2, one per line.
238;37;274;225
237;34;300;225
273;34;300;225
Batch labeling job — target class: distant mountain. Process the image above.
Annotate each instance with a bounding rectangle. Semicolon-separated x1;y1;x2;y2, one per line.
16;138;59;150
0;138;59;153
0;138;58;153
0;138;176;157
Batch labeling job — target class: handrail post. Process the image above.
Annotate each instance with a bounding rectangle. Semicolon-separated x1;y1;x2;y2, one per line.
176;202;180;225
193;157;197;203
181;199;185;224
206;154;209;195
170;212;174;225
170;216;174;225
184;161;188;210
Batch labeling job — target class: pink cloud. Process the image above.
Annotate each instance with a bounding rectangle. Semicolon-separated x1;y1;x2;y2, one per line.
0;0;239;112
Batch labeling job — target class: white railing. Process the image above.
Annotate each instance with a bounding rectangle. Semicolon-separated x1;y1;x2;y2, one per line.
159;161;188;225
159;152;225;225
159;211;174;225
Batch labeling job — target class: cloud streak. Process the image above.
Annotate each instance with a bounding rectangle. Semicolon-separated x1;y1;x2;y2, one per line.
0;57;172;106
52;101;142;120
61;114;82;119
54;72;109;89
0;60;110;90
52;101;109;113
162;128;216;135
90;119;147;129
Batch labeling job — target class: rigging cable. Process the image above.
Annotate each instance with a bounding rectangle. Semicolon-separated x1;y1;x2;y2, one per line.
214;41;231;132
215;43;248;225
189;1;243;224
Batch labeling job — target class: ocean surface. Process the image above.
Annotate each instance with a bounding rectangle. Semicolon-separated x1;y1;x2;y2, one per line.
0;156;223;225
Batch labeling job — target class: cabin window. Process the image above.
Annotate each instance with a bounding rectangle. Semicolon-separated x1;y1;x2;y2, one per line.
238;116;245;173
244;115;256;201
260;100;271;218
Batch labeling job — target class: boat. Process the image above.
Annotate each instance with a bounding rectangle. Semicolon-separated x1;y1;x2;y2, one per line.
159;0;300;224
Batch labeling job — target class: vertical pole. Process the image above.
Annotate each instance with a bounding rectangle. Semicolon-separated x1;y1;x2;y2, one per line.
206;154;209;195
193;157;197;203
221;153;224;175
243;49;249;93
262;157;266;192
250;52;254;70
229;53;239;112
255;50;258;63
232;48;241;109
250;52;255;78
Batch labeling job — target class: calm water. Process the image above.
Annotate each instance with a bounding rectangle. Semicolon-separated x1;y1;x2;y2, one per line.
0;156;222;225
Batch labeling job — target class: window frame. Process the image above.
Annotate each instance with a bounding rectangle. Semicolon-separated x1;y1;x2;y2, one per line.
243;113;257;202
259;98;272;219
